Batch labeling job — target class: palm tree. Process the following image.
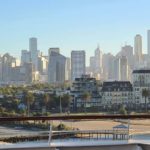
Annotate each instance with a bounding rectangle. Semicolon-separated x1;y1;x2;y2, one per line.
142;88;149;113
24;92;34;116
82;92;91;113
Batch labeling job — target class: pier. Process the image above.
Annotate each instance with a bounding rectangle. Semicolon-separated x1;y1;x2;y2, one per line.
52;129;129;140
0;115;150;149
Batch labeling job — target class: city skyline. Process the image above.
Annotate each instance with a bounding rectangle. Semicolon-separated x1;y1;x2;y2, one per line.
0;0;150;60
0;32;148;66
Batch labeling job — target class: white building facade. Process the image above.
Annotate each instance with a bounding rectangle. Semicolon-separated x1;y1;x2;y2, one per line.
101;81;133;107
132;69;150;105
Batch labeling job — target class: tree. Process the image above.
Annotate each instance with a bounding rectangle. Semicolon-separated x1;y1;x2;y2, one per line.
24;92;34;116
12;98;20;112
61;94;72;111
48;95;55;109
119;105;127;115
43;93;49;113
142;88;149;113
82;92;91;113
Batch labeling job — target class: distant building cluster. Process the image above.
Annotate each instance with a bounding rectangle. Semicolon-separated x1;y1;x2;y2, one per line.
1;30;150;86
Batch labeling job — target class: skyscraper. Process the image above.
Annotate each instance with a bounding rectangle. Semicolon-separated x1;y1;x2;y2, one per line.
134;34;143;64
102;53;115;80
1;53;16;83
147;30;150;56
29;37;37;52
23;62;33;84
90;56;95;73
113;57;120;80
66;57;71;81
120;56;129;81
48;47;60;54
38;55;48;74
111;56;130;81
71;50;85;81
0;56;2;82
121;45;133;67
21;50;31;65
29;37;38;71
48;48;66;84
94;45;103;74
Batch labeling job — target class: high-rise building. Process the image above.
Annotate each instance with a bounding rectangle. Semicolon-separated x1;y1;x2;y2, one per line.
23;62;33;84
21;50;31;65
120;56;129;81
121;45;134;69
113;57;120;80
90;56;95;73
29;37;38;71
0;56;2;82
94;45;103;74
10;66;22;84
38;56;48;75
142;54;150;67
147;30;150;56
1;53;16;83
134;34;143;64
29;37;37;52
48;48;66;84
48;48;60;54
0;53;32;85
102;53;115;80
66;57;71;81
71;50;86;81
112;56;130;81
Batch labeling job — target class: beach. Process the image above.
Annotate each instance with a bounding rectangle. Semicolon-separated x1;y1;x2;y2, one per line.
52;119;150;134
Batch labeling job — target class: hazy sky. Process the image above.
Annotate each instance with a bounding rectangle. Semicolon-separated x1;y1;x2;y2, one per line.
0;0;150;62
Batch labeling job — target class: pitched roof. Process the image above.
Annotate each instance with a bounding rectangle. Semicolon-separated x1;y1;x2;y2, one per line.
113;124;128;129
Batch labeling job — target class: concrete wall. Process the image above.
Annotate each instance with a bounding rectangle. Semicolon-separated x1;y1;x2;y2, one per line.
2;144;150;150
2;147;55;150
57;144;142;150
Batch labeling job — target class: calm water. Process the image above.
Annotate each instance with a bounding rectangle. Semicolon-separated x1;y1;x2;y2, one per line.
132;133;150;140
0;134;150;150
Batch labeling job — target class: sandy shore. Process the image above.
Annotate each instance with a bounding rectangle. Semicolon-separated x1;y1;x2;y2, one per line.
52;119;150;134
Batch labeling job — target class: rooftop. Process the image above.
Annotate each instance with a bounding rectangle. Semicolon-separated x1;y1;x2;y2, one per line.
101;81;133;92
133;69;150;74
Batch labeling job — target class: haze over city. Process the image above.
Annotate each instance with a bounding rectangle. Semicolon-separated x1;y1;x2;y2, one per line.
1;0;150;60
1;0;150;85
